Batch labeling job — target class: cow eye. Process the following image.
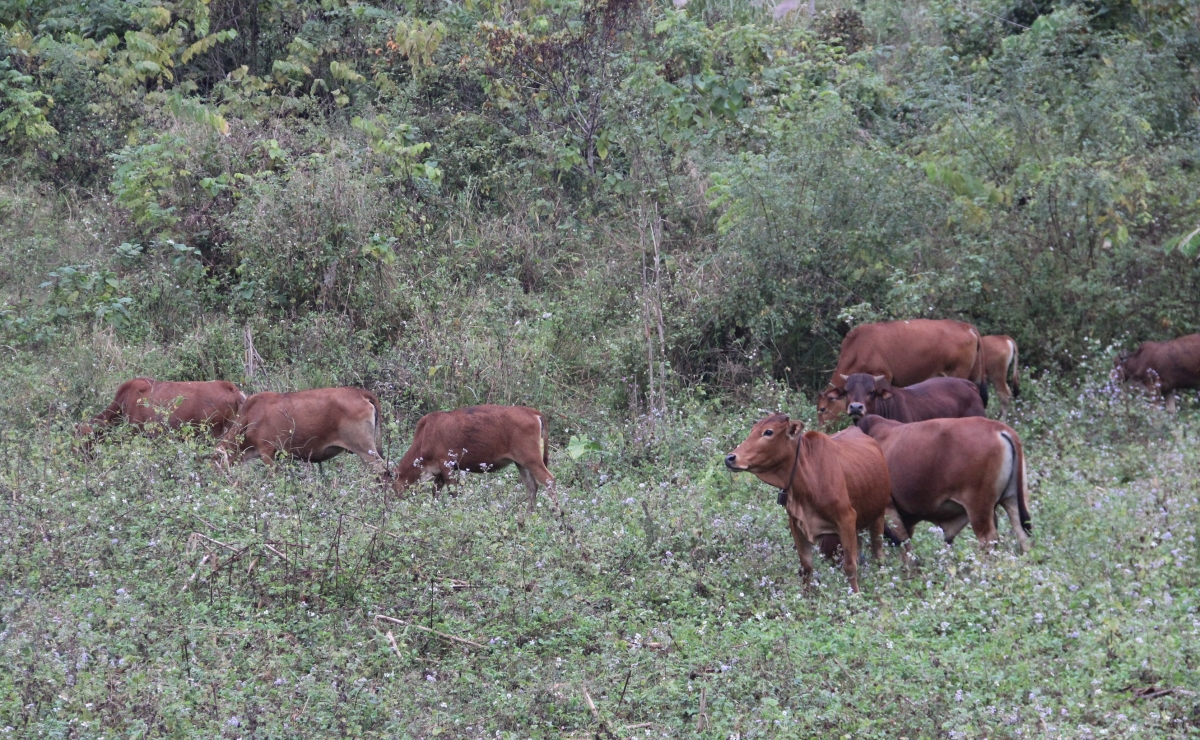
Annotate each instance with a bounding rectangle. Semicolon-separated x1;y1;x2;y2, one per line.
762;429;774;437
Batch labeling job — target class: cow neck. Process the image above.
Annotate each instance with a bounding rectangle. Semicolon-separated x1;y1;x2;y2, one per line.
777;431;804;507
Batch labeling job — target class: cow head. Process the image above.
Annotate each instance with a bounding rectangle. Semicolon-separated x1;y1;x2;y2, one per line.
725;413;802;474
816;384;848;426
843;373;891;420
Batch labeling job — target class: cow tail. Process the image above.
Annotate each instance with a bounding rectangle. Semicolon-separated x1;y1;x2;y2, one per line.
970;332;988;406
540;413;550;468
1009;339;1021;398
369;393;383;455
1000;431;1032;535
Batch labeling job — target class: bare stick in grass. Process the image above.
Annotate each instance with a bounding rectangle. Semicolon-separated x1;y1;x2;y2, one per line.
373;614;486;649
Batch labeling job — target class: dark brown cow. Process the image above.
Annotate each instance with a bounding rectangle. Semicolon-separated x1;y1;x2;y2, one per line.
1115;334;1200;413
216;387;386;476
842;373;985;424
856;414;1031;554
392;405;555;512
77;378;245;440
981;335;1020;420
725;415;892;592
818;319;986;425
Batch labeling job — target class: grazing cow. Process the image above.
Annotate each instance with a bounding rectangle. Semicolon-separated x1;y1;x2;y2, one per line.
77;378;245;441
725;414;892;592
1114;334;1200;413
856;415;1031;554
841;373;985;424
981;335;1020;420
392;405;555;512
216;387;386;476
817;319;986;425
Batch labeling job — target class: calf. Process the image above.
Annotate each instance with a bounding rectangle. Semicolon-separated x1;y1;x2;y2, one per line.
842;373;985;423
77;378;245;441
392;405;555;512
1114;334;1200;412
981;335;1020;420
725;414;892;592
216;387;386;476
856;414;1031;554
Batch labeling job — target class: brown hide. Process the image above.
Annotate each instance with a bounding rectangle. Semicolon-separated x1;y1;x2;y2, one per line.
856;414;1031;554
216;387;385;476
1115;334;1200;412
725;414;891;592
981;335;1020;420
393;405;554;511
842;374;985;423
78;378;245;439
818;320;985;425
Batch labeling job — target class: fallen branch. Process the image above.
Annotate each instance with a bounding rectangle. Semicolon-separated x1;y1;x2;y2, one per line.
373;614;486;649
263;543;290;563
180;554;211;594
189;531;238;552
581;686;617;740
385;630;404;661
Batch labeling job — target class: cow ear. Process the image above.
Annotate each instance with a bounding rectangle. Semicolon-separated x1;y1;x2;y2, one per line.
787;420;803;438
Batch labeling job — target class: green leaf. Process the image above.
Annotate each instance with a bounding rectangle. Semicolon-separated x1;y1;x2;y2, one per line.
567;435;602;460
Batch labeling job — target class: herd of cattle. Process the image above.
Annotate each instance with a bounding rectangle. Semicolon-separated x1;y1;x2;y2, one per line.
76;320;1200;592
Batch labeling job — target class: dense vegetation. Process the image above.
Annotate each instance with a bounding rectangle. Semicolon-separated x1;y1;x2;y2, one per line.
2;0;1199;735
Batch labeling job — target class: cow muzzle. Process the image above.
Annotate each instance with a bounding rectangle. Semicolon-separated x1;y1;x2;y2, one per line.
847;402;865;418
724;453;744;471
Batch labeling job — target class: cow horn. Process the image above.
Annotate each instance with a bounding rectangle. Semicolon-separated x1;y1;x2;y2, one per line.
873;374;886;383
837;373;848;380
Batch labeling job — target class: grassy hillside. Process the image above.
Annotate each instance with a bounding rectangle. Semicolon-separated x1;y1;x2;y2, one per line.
1;347;1198;736
2;0;1200;735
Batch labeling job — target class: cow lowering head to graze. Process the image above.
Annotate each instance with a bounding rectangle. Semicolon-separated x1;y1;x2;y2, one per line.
392;405;555;513
76;378;245;445
1114;334;1200;413
725;414;892;593
818;319;987;426
981;335;1020;421
842;374;985;424
215;387;386;477
856;414;1031;555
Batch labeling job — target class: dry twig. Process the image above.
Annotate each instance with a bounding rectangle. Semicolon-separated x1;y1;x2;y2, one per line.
373;614;486;649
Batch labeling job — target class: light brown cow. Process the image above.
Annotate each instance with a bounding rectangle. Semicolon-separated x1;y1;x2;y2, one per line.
1115;334;1200;412
856;414;1031;554
725;414;892;592
981;335;1020;420
216;387;386;476
77;378;245;441
392;405;555;512
818;319;986;425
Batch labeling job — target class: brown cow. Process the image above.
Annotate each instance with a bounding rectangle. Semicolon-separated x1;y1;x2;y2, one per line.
1115;334;1200;413
981;335;1020;420
818;319;986;425
725;415;892;592
77;378;245;441
842;373;985;423
216;387;386;476
392;405;555;512
856;414;1031;554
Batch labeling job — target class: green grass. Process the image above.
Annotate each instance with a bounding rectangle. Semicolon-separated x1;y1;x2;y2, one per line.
1;359;1198;738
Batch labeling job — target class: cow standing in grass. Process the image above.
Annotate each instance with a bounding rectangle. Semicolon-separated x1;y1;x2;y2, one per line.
77;378;245;443
856;414;1032;555
216;387;387;477
981;335;1020;420
1114;334;1200;413
818;319;987;425
841;373;985;424
726;414;892;593
392;405;556;513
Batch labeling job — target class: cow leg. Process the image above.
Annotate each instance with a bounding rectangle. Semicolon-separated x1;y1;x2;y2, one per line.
517;464;539;513
521;459;559;513
786;517;815;589
352;448;388;481
885;505;917;567
998;389;1011;421
1164;389;1177;413
968;502;999;551
837;513;861;593
1000;498;1032;554
940;511;971;545
869;516;885;565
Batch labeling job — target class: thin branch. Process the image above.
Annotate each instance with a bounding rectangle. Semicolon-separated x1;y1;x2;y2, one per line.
373;614;486;649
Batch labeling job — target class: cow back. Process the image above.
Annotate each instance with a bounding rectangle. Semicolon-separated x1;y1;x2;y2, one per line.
836;319;982;387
